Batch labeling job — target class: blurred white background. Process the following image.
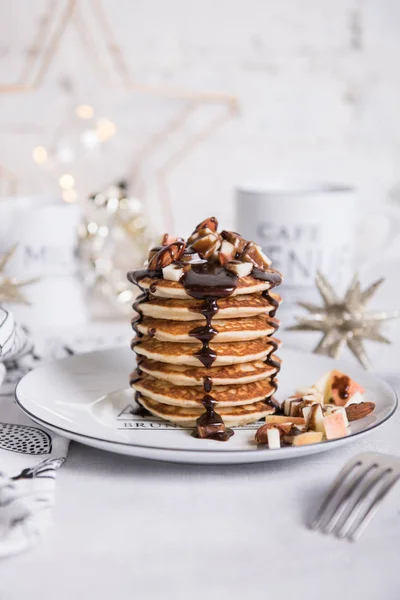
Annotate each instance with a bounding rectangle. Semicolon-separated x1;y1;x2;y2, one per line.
1;0;400;234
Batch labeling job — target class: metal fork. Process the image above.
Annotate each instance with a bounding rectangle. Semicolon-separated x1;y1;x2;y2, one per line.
310;452;400;541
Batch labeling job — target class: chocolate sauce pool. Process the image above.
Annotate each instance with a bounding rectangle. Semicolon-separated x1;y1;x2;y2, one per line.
127;261;282;441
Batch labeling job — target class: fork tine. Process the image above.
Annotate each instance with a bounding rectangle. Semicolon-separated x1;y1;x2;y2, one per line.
347;473;400;541
310;458;362;530
334;467;392;539
319;463;378;534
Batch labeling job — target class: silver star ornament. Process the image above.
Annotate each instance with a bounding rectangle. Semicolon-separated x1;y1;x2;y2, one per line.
287;271;400;369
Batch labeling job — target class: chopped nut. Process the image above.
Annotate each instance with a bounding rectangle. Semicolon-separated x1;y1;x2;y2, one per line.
345;402;375;421
148;246;162;262
187;218;218;244
194;216;218;233
161;233;179;245
255;422;293;445
148;241;186;270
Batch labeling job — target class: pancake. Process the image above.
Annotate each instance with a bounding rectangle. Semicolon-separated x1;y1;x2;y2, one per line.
134;336;280;367
135;314;279;343
139;292;281;321
136;358;280;386
132;373;276;407
137;271;281;299
138;395;275;426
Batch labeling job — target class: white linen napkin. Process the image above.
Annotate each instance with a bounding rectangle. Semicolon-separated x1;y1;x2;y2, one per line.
0;308;69;557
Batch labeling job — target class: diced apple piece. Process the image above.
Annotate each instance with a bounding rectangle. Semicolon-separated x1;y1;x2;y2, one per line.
295;386;323;404
283;396;300;416
267;428;281;449
191;232;222;259
303;391;324;404
288;398;304;417
239;241;271;270
323;412;348;440
224;260;253;277
219;240;235;261
296;385;315;396
344;391;364;408
162;264;184;282
284;431;324;446
324;370;365;406
313;372;331;395
322;405;349;427
256;244;272;267
265;415;305;426
304;404;325;433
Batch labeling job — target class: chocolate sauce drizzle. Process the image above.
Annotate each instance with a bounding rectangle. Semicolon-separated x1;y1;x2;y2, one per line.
332;374;351;400
127;261;283;440
182;264;238;441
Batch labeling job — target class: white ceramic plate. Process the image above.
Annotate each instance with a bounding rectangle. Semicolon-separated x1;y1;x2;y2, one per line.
15;347;397;464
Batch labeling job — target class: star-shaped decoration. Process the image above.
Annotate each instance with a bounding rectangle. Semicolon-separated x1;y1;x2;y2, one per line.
0;245;37;304
287;271;400;369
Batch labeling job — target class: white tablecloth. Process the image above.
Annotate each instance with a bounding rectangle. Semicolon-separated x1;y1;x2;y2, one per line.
1;320;400;599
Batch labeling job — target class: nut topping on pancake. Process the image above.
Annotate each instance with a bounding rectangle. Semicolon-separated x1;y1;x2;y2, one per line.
148;241;186;270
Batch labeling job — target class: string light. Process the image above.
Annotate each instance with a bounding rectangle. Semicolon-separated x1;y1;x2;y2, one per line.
75;104;94;119
59;173;75;189
62;189;77;203
87;222;99;235
81;129;99;149
96;118;116;141
32;146;48;164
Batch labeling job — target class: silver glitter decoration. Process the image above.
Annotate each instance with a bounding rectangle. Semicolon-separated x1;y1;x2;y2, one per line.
287;271;400;369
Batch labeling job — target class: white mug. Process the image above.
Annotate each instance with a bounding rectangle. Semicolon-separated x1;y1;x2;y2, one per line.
236;182;357;304
0;196;88;329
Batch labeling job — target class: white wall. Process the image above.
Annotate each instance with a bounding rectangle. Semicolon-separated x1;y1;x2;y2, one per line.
1;0;400;235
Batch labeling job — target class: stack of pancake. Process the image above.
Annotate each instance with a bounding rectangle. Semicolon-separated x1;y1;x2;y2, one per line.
128;217;282;441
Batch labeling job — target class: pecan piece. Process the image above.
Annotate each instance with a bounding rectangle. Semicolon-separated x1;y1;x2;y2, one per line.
255;422;292;445
148;241;186;270
345;402;375;421
161;233;180;245
194;216;218;233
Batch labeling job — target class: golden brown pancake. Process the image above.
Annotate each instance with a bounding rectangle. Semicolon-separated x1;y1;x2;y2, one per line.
135;314;279;343
137;271;281;299
132;373;276;407
138;395;275;426
136;357;280;386
134;336;280;366
139;292;281;321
